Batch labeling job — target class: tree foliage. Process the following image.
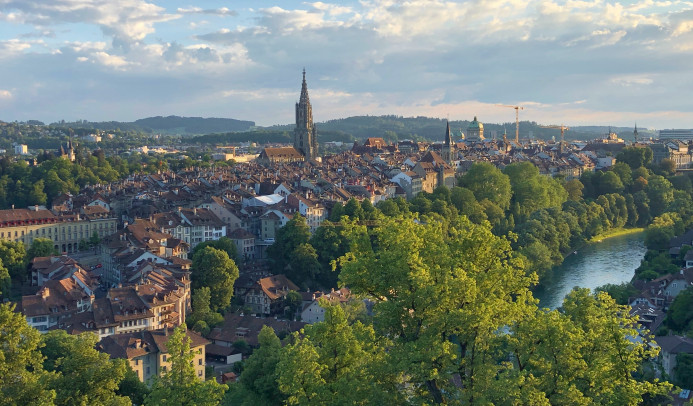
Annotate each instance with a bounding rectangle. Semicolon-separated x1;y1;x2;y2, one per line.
0;303;55;405
145;326;227;406
191;247;239;312
41;330;130;406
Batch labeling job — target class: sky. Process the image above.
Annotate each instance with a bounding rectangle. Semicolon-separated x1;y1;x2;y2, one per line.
1;0;693;129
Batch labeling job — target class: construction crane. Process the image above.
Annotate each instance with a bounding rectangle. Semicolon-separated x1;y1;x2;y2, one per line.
497;104;524;143
540;124;569;154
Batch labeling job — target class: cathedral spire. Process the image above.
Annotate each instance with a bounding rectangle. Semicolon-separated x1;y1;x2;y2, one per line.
300;68;310;104
445;120;453;146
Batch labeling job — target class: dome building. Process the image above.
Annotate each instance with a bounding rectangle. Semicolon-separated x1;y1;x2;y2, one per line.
466;116;484;142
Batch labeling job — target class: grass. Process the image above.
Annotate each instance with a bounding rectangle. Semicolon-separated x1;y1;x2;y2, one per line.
589;227;645;243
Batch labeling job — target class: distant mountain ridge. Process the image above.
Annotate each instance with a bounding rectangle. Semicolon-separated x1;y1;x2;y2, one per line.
49;114;655;142
51;116;256;136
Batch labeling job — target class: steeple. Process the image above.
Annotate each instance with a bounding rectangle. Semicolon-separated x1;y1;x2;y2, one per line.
294;69;318;160
300;68;309;104
442;120;455;164
634;123;639;143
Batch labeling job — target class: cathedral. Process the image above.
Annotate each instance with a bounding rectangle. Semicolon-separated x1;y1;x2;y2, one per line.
257;70;318;165
293;69;318;160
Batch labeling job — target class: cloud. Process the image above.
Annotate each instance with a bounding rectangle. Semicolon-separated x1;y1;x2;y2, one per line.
177;7;237;16
0;0;179;45
0;89;12;99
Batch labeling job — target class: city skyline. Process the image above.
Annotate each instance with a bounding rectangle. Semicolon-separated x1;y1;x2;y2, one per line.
1;0;693;129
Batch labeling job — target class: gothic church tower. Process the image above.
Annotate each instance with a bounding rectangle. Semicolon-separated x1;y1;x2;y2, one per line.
294;69;318;160
442;120;455;164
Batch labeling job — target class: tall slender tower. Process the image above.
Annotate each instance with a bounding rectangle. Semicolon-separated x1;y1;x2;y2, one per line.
294;69;318;160
634;123;639;143
442;120;455;164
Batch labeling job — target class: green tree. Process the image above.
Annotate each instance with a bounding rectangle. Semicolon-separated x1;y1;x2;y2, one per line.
337;214;536;403
28;238;58;260
284;291;303;320
674;353;693;389
288;243;321;289
41;330;130;405
459;162;512;210
278;302;403;405
616;146;653;169
594;282;640;305
191;247;239;311
343;198;365;220
268;215;311;272
229;326;285;405
504;161;567;221
145;326;227;406
499;289;670;404
667;287;693;332
116;359;150;405
0;303;55;405
187;287;223;333
189;236;238;263
564;179;584;201
0;240;27;280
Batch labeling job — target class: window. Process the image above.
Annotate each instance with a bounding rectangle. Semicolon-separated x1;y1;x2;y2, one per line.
163;355;167;362
198;370;203;377
162;366;167;372
198;359;202;366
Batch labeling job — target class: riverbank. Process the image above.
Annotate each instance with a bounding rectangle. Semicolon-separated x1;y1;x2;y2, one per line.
588;227;645;243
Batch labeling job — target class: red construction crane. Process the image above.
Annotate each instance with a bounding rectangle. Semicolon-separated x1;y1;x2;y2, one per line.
497;104;524;143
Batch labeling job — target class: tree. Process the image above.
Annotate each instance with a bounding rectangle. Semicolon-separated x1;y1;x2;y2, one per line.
343;198;365;220
116;359;150;405
594;282;640;305
459;162;512;210
658;158;677;176
666;287;693;332
504;161;567;221
0;303;55;405
189;236;238;263
288;243;321;289
674;353;693;389
229;326;285;405
187;287;223;333
88;231;100;247
337;214;536;403
278;302;403;405
41;330;130;405
499;289;670;404
616;146;653;169
0;240;26;281
28;238;58;260
145;326;227;406
284;291;303;320
191;247;239;311
564;179;584;201
268;215;311;272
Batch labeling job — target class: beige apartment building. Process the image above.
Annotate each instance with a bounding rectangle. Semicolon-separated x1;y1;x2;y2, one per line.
98;328;208;383
0;207;117;253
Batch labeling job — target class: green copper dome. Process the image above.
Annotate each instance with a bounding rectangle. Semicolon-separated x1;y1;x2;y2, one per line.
467;116;483;130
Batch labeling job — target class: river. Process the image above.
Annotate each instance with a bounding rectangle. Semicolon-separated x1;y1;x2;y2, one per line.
533;231;646;309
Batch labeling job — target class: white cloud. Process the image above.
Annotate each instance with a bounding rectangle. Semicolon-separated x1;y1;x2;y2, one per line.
177;7;237;16
0;89;12;99
610;75;655;86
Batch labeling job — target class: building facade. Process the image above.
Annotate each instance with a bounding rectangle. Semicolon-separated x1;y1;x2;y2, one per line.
0;207;117;253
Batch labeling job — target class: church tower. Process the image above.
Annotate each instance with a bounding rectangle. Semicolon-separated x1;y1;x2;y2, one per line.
634;123;639;143
442;120;455;164
294;69;318;160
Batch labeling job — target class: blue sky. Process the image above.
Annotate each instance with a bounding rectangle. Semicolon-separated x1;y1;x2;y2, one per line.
1;0;692;129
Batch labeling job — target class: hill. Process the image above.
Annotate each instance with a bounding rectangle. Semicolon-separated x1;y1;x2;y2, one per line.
50;116;255;136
